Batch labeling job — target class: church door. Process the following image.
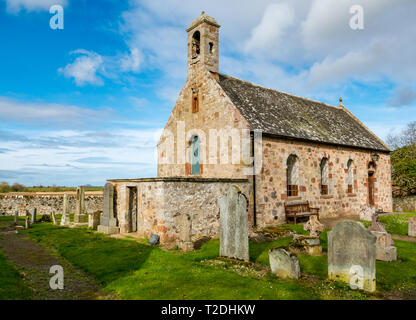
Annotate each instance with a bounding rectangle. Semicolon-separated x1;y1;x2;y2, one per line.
368;172;375;206
127;187;137;233
191;136;200;175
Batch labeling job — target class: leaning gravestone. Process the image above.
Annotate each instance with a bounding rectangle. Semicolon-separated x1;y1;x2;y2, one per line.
177;214;193;252
219;186;249;262
409;217;416;237
269;248;300;279
31;208;37;224
60;194;70;227
328;221;376;293
74;186;87;224
51;212;57;225
97;183;119;234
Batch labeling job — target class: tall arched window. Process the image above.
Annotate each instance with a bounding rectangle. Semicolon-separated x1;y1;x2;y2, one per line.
347;160;354;194
191;136;200;175
320;158;329;195
287;155;299;197
192;31;200;58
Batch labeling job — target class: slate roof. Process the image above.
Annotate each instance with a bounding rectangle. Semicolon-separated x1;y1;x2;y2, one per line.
218;74;389;152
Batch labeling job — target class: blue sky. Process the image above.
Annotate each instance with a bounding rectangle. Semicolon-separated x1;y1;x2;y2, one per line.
0;0;415;186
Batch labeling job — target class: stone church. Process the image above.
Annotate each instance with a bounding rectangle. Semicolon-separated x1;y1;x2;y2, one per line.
103;13;392;246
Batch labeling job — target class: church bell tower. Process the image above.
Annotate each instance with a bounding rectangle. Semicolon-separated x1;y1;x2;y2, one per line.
186;12;220;74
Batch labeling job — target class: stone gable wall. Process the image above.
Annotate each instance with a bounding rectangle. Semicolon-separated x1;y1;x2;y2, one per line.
0;192;103;216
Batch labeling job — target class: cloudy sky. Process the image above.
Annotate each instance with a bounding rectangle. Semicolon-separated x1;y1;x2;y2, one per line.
0;0;415;186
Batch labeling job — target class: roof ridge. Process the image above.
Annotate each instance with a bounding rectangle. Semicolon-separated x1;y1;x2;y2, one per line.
218;73;341;110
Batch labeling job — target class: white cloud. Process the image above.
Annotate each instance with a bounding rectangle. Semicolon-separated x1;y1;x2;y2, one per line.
245;3;295;53
59;50;104;86
120;48;142;72
5;0;67;14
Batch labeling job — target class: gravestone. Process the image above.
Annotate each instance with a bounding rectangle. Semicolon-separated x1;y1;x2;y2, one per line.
304;215;325;237
51;212;57;225
328;221;376;292
269;248;300;279
18;205;27;217
290;234;322;256
74;186;87;224
97;183;119;234
219;186;249;261
177;214;193;252
368;215;396;262
25;216;30;229
31;208;37;224
14;211;18;225
359;205;375;222
60;194;70;227
88;211;101;230
409;217;416;237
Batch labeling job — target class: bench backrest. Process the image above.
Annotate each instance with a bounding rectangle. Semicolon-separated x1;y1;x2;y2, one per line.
285;201;310;214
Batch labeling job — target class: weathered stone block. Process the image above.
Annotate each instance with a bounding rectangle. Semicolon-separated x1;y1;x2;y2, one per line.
290;235;322;256
60;194;70;227
360;205;376;222
97;225;120;235
88;211;101;230
269;248;300;279
409;217;416;237
219;186;249;261
328;221;376;293
148;234;160;245
375;245;397;262
97;183;119;234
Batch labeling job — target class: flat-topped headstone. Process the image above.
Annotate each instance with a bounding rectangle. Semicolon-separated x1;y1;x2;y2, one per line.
328;221;376;292
60;194;70;227
97;183;119;234
88;211;101;230
177;214;193;252
219;186;249;261
269;248;300;279
74;186;87;224
31;208;37;224
409;217;416;237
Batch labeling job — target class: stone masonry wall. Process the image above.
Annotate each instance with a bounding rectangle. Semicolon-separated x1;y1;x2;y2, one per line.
109;178;250;245
0;192;103;216
393;195;416;212
256;137;392;227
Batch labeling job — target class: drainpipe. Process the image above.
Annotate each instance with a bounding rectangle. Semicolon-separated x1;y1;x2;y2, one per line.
251;131;257;228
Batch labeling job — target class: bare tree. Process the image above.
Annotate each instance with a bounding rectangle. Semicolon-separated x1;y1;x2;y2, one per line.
386;121;416;150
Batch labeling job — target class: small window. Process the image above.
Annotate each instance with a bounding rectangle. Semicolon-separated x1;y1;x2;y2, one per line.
347;160;354;194
320;158;329;195
192;90;199;113
287;155;299;197
192;31;201;58
209;42;214;54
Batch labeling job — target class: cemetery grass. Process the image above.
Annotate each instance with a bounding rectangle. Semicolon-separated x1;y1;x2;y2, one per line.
18;222;370;300
379;212;416;236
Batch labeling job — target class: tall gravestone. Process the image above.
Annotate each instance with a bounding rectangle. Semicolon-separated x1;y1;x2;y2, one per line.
14;211;18;225
97;183;119;234
60;194;70;227
177;214;193;252
31;208;37;224
219;186;249;261
74;186;87;224
409;217;416;237
328;221;376;293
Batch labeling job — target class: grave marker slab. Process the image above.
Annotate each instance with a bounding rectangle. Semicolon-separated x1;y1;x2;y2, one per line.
60;194;70;227
409;217;416;237
328;221;376;293
74;186;87;224
97;183;119;234
219;186;249;261
269;248;300;279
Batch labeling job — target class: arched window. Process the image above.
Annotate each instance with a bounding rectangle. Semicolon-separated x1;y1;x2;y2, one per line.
192;31;200;58
320;158;329;195
209;42;214;54
287;155;299;197
347;160;354;194
192;89;199;113
191;136;200;175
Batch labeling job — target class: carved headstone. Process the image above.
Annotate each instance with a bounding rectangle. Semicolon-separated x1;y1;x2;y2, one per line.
269;248;300;279
177;214;193;252
219;186;249;261
88;211;101;230
409;217;416;237
359;205;376;222
74;186;87;224
304;215;325;237
368;215;396;262
14;211;18;225
328;221;376;292
97;183;119;234
60;194;70;227
368;215;386;233
31;208;37;224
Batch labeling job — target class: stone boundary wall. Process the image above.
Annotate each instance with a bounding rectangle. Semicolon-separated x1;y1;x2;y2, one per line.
393;195;416;212
109;178;251;245
0;192;103;216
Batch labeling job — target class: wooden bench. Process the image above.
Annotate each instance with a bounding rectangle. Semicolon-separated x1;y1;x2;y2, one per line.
284;201;320;224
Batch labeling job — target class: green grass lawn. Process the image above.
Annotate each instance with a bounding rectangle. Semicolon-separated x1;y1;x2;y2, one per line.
1;215;415;300
378;212;416;236
0;248;32;300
